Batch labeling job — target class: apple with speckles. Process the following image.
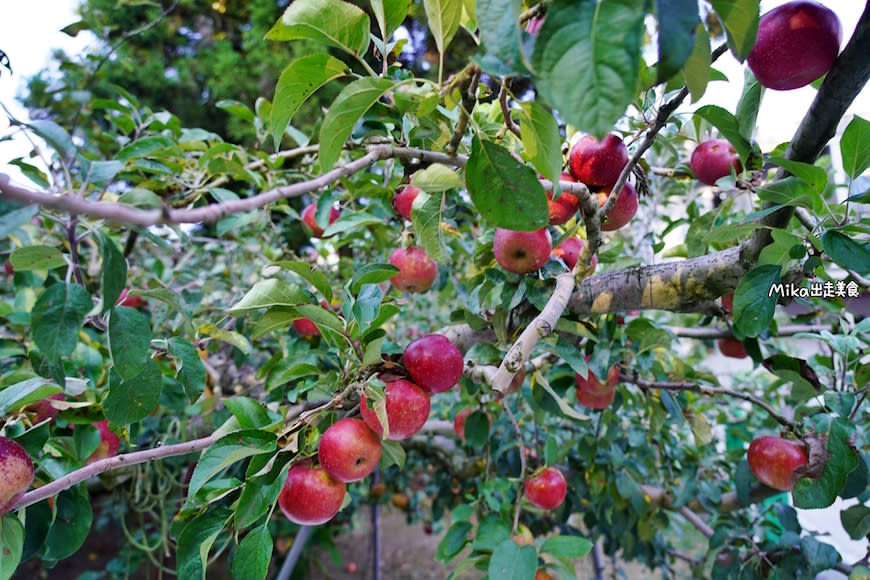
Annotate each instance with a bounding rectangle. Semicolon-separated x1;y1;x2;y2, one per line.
747;436;809;491
318;418;382;482
0;437;34;515
360;379;430;440
403;334;464;393
493;228;552;274
389;246;438;293
278;461;347;525
524;466;567;510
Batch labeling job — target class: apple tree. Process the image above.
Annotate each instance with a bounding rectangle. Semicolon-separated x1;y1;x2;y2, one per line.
1;0;870;578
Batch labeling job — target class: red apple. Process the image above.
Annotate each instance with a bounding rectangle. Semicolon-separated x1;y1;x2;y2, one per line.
292;318;321;338
551;237;597;272
87;420;121;464
393;185;420;221
0;436;34;515
747;1;841;91
690;139;742;186
595;182;639;232
317;418;382;482
575;364;619;410
278;461;347;525
546;173;580;225
360;379;431;440
493;228;552;274
721;292;734;315
747;435;809;491
29;393;65;423
524;466;567;510
388;246;438;293
301;202;340;238
117;288;148;309
403;334;464;393
718;338;748;359
568;134;628;187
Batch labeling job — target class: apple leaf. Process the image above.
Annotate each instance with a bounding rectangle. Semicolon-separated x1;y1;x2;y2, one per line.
411;191;445;264
735;71;762;142
535;375;589;422
265;0;370;57
530;0;645;138
766;156;827;193
0;378;62;416
476;0;523;73
488;539;537;580
371;0;410;40
380;439;406;469
318;77;394;172
423;0;462;56
693;105;754;164
841;115;870;180
412;163;464;192
270;53;347;147
436;521;472;561
228;279;312;312
682;24;711;102
273;261;333;303
224;397;273;430
230;525;272;580
42;488;92;561
176;507;232;580
99;233;127;312
758;229;804;267
800;536;840;572
349;263;400;295
31;283;92;360
104;359;163;425
519;102;562;184
654;0;700;83
293;303;344;333
793;417;859;509
0;515;24;580
756;176;822;212
540;535;593;567
710;0;760;62
188;431;278;501
9;245;66;271
732;265;779;338
109;306;152;380
464;411;490;448
235;471;288;529
823;230;870;276
465;136;548;231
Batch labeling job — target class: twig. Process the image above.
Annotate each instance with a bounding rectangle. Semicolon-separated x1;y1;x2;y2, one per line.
66;215;85;286
499;80;522;139
446;67;480;156
501;399;526;536
678;506;714;538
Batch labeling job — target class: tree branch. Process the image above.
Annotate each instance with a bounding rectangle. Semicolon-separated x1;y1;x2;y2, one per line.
499;80;522;139
678;506;714;539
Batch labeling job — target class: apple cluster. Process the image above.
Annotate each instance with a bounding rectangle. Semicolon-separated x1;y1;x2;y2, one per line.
277;333;464;525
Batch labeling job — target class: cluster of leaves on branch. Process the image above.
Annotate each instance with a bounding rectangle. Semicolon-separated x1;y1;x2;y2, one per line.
1;0;870;579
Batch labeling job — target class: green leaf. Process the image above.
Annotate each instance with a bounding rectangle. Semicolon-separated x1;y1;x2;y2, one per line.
176;508;232;580
710;0;760;61
702;223;760;245
215;99;254;122
235;470;287;529
109;306;152;380
733;265;780;338
8;159;49;188
380;439;406;469
411;191;445;263
654;0;700;82
536;375;589;422
800;536;839;572
229;279;311;312
424;0;462;56
756;176;821;211
115;136;175;162
822;230;870;275
793;418;860;509
167;338;206;403
21;502;51;563
224;397;273;430
372;0;410;39
476;0;523;72
540;535;593;566
841;115;870;179
231;525;272;580
294;303;344;333
81;159;123;186
412;163;464;192
0;515;24;580
0;204;38;240
436;521;472;561
694;105;753;164
842;504;870;541
488;539;537;579
530;0;645;137
767;156;827;193
519;102;562;184
43;488;92;560
464;410;490;448
273;260;333;302
758;228;804;267
28;120;76;159
188;431;278;500
471;514;511;552
465;136;548;230
98;233;127;312
0;378;62;415
318;77;394;172
265;0;371;57
682;24;711;102
31;283;92;359
270;53;347;147
321;211;384;237
9;246;66;271
104;359;163;425
349;263;400;295
736;73;762;142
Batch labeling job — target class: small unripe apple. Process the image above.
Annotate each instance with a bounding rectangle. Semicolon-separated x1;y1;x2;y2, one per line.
575;364;619;410
301;202;340;238
568;134;628;187
393;185;420;221
717;338;748;359
29;393;65;423
546;173;580;225
493;228;552;274
391;493;410;510
524;466;567;510
747;1;841;91
278;461;347;525
388;246;438;293
690;139;742;186
317;418;382;483
403;334;464;393
292;318;321;338
595;182;638;232
0;436;34;515
86;420;121;464
360;379;431;440
551;237;597;272
747;435;809;491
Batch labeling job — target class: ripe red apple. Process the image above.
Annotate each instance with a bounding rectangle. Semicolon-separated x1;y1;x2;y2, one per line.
568;134;628;187
301;202;340;238
546;173;580;225
393;185;420;221
493;228;552;274
360;379;431;440
29;393;65;423
117;288;148;309
317;418;382;482
0;436;34;515
747;1;841;91
551;237;597;272
747;435;809;491
524;466;567;510
595;182;639;232
575;364;619;410
278;461;347;525
292;318;321;338
87;420;121;464
403;334;464;393
721;292;734;315
690;139;742;186
388;246;438;293
718;338;748;359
